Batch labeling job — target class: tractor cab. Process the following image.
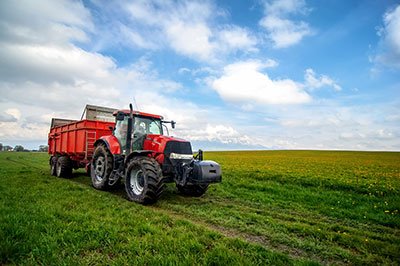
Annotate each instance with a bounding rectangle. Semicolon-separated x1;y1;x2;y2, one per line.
113;109;168;155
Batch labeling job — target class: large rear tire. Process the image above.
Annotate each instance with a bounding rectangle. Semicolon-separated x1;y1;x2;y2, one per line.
177;184;209;197
56;156;72;178
125;156;165;204
91;144;113;190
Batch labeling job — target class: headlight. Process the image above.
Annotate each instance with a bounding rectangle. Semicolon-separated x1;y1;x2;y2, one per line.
169;153;193;160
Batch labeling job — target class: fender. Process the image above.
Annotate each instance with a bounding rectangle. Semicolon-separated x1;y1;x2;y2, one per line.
94;135;121;155
124;150;155;166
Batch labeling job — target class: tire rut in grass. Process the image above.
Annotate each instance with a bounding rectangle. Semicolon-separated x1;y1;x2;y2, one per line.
149;206;328;265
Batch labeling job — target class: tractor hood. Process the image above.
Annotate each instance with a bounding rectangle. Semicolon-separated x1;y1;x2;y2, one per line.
142;134;193;156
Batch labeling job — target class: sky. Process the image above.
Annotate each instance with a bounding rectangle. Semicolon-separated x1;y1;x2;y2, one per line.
0;0;399;151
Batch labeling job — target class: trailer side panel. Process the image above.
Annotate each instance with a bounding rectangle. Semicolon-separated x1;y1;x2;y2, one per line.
48;119;115;165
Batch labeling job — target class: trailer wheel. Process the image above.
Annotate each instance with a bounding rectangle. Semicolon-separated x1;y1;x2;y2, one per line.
125;156;165;204
91;144;113;190
56;156;72;178
50;156;57;176
177;184;209;197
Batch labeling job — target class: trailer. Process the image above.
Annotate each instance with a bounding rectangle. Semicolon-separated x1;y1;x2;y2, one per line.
48;105;116;176
49;119;114;174
48;104;222;204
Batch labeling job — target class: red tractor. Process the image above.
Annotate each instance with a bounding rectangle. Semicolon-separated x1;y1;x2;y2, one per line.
48;104;222;204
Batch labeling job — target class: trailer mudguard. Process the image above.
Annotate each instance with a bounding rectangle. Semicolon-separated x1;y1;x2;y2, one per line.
94;135;121;155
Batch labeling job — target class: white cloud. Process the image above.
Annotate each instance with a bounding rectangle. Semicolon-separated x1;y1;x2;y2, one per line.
217;25;258;52
260;0;313;48
260;16;312;48
239;102;400;151
211;60;311;105
118;24;158;50
178;68;191;74
165;20;215;61
94;0;258;62
0;0;93;45
263;0;309;14
0;43;116;84
374;4;400;68
0;109;20;122
280;104;399;150
179;66;220;77
186;124;253;145
304;68;342;91
4;109;21;120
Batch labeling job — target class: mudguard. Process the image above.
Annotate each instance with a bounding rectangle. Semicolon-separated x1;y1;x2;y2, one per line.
124;150;154;166
94;135;121;155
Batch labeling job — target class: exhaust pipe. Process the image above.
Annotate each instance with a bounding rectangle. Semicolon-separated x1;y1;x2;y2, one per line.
126;103;134;154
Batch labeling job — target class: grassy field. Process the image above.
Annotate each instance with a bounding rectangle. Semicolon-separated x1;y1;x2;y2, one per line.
0;151;399;265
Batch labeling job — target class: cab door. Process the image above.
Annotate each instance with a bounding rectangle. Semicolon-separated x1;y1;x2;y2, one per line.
132;118;146;150
114;115;129;154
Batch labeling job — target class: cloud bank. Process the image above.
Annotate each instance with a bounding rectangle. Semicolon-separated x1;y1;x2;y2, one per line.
0;0;398;151
374;4;400;68
259;0;313;48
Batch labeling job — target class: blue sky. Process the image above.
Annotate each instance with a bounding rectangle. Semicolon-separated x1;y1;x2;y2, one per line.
0;0;399;151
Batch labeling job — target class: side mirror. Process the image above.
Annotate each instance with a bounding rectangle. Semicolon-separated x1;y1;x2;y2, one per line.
162;120;176;129
116;112;125;121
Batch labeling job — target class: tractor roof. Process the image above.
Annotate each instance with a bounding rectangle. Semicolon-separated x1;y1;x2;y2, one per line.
114;110;163;120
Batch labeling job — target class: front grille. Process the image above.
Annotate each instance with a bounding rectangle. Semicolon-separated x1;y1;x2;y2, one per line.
164;141;192;155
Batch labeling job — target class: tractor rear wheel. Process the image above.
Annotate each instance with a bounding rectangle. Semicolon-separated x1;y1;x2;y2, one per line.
56;156;72;178
125;156;165;204
50;156;57;176
91;144;113;190
177;184;209;197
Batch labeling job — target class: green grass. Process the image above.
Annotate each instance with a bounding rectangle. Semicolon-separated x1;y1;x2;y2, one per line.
1;151;399;265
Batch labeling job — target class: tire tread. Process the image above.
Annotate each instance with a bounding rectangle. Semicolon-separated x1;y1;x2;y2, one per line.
125;156;165;204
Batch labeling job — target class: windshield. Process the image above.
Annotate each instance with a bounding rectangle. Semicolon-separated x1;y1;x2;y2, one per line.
134;117;163;135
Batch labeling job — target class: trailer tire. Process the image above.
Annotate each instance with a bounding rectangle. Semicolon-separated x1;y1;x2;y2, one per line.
50;156;57;176
125;156;165;204
56;156;72;178
177;184;209;197
91;144;113;190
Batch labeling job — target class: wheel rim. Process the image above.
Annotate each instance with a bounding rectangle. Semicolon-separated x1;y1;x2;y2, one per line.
51;163;55;174
94;156;105;181
56;161;61;176
130;168;145;195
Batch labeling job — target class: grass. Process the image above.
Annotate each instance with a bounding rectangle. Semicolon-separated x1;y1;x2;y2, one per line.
1;151;399;265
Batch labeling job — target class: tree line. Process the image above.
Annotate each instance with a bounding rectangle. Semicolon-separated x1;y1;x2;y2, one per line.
0;143;48;152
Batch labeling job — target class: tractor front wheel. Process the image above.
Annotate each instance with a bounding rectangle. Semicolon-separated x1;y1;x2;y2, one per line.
91;144;113;190
125;156;165;204
177;184;209;197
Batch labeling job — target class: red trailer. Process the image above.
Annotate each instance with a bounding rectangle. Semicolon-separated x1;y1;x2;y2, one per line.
48;105;116;176
48;120;114;168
